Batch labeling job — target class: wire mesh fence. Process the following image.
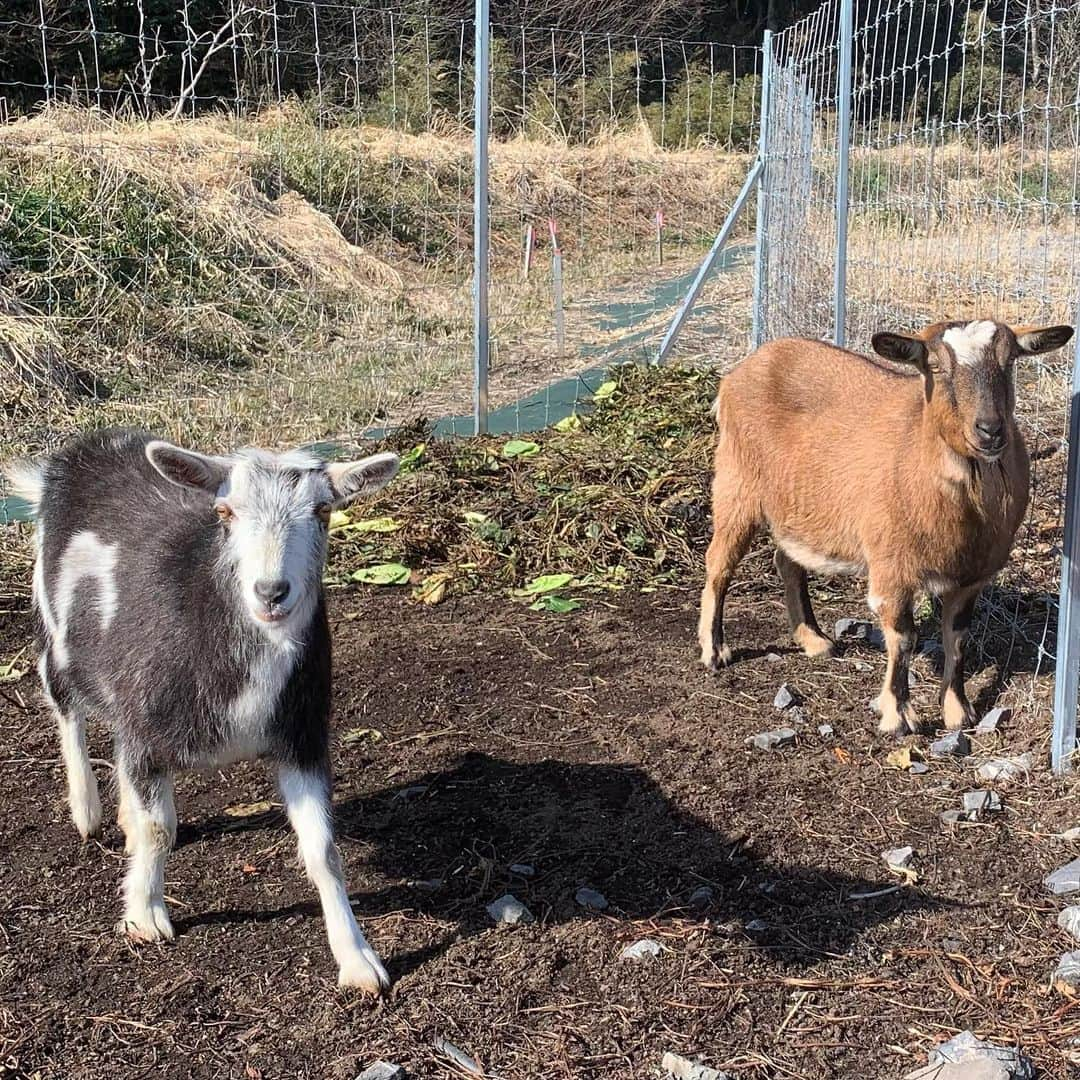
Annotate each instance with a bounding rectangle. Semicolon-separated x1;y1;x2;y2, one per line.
0;2;757;460
752;0;1080;761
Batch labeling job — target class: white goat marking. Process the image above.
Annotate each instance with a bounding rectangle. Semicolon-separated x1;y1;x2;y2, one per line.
208;636;301;767
866;593;884;614
49;530;119;670
279;765;390;992
943;320;997;367
776;537;866;578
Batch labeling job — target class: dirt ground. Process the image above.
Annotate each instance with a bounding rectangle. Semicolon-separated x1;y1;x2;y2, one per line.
3;580;1080;1080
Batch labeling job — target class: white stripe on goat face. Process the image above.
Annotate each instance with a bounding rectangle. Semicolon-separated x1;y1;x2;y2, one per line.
218;450;333;632
942;320;997;367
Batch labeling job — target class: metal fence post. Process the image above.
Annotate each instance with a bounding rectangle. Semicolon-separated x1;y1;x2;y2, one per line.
833;0;854;347
472;0;491;436
750;29;773;350
1052;329;1080;774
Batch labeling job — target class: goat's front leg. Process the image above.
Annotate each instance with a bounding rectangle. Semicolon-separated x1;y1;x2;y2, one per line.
279;763;390;995
873;590;921;736
940;585;981;730
117;753;176;942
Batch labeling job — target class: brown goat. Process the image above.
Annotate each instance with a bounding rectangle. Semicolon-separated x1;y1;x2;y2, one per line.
699;319;1074;735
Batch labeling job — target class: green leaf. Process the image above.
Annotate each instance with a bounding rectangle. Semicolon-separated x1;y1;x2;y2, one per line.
351;562;411;586
592;380;618;401
462;510;488;525
328;509;352;531
399;443;426;472
352;516;402;534
502;439;540;459
554;414;581;432
342;727;383;746
529;595;582;614
522;572;574;594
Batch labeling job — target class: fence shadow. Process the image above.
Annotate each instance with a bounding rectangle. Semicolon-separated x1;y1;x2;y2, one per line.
181;751;944;980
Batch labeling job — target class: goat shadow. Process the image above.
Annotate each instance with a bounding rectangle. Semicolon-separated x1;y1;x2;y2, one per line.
180;751;946;981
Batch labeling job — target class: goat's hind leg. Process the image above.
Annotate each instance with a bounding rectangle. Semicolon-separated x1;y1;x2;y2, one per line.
774;548;833;658
40;653;102;840
698;464;759;670
117;751;176;942
279;763;390;994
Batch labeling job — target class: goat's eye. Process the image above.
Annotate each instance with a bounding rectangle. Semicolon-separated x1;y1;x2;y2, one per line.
215;504;234;524
315;503;332;524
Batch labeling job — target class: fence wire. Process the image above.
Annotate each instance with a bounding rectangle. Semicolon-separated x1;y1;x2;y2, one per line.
0;3;755;459
756;0;1080;706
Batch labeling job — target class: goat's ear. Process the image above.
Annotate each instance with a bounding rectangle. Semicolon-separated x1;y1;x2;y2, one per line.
1014;324;1074;356
326;452;400;506
871;332;928;368
146;441;231;494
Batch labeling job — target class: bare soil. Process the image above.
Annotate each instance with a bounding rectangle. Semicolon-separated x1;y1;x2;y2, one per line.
2;582;1080;1079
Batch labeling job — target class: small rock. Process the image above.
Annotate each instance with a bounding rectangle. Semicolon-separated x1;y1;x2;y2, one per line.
976;706;1011;735
621;937;663;961
883;846;914;871
1046;857;1080;896
395;785;429;801
908;668;919;687
817;723;834;737
976;754;1035;783
1061;827;1080;842
834;617;874;642
963;790;1002;817
1058;906;1080;941
764;651;783;663
786;706;806;726
904;1029;1034;1079
941;809;967;825
931;731;971;758
910;761;930;775
688;885;714;907
919;638;944;659
744;917;769;932
357;1064;406;1080
411;877;443;892
745;727;797;751
661;1051;730;1080
509;863;535;877
486;893;534;925
853;660;872;672
575;887;608;911
433;1039;482;1076
774;683;800;710
1055;951;1080;996
867;627;886;650
868;695;881;715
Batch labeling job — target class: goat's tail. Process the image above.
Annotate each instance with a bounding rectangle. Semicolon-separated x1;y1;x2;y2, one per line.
2;458;45;516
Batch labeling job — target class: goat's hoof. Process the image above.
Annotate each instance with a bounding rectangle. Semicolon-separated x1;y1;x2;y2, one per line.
72;794;104;841
338;952;391;996
703;644;733;672
941;692;977;731
119;905;175;943
794;626;834;659
877;702;922;737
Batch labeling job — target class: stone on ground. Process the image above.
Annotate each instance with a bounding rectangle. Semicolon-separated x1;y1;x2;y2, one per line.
745;727;797;751
903;1030;1034;1080
1055;952;1080;995
486;893;534;925
357;1064;406;1080
1058;906;1080;941
661;1051;730;1080
963;790;1002;817
976;706;1011;735
621;938;664;961
1045;857;1080;896
882;846;914;871
688;885;714;907
975;754;1034;783
575;886;609;911
508;863;535;877
931;731;970;758
773;683;800;710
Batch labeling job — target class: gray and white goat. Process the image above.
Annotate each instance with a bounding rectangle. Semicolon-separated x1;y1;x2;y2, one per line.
5;427;400;994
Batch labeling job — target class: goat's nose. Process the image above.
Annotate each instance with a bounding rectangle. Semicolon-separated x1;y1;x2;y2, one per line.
975;418;1005;443
254;578;290;605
